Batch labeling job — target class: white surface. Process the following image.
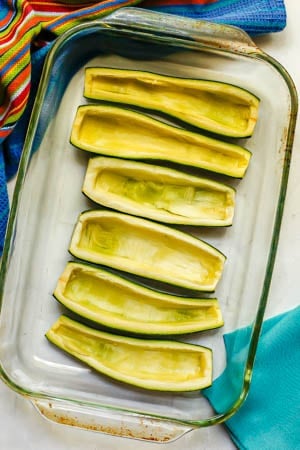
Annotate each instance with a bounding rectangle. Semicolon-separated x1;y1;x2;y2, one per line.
1;0;299;448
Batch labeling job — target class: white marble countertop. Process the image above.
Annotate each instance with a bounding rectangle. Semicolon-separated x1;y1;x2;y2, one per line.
1;1;299;448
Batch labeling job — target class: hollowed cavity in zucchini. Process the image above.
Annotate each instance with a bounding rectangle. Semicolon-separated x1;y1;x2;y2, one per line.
83;157;236;226
69;210;226;292
84;67;260;138
54;262;224;335
70;104;251;178
46;315;213;391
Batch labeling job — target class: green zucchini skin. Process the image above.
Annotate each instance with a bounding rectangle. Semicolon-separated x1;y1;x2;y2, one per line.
54;261;224;335
70;104;252;178
46;315;213;391
84;67;260;138
68;210;226;292
82;156;236;227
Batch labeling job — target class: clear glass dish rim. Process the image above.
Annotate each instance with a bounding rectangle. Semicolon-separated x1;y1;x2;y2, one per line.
0;11;298;429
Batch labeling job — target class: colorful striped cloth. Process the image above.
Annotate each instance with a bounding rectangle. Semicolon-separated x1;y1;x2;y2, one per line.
0;0;286;253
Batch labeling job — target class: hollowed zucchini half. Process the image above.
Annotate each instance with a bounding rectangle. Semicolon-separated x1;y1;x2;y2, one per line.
70;104;251;178
69;210;226;292
82;157;236;227
84;67;260;138
46;315;213;391
54;262;224;335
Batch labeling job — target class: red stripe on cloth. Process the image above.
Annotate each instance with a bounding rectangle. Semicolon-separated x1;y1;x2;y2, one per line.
9;84;31;118
0;66;31;125
0;129;12;139
30;1;83;14
0;83;31;130
8;84;31;122
31;2;82;13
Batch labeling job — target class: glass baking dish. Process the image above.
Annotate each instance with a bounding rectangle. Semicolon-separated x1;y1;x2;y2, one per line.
0;8;297;443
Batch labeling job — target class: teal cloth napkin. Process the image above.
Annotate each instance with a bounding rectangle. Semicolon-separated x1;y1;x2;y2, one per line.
204;306;300;449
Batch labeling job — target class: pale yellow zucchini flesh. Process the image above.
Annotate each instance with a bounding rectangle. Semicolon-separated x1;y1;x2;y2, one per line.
84;67;260;138
54;262;224;335
46;315;213;391
70;105;251;178
83;157;235;226
69;210;225;292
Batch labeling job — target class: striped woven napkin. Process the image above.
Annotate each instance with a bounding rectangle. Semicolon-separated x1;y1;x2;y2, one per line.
0;0;286;252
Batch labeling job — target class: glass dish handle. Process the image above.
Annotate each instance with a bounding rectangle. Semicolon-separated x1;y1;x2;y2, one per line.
33;398;193;442
104;7;260;54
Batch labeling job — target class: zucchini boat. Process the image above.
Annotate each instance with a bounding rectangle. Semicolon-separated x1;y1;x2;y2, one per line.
70;104;251;178
54;262;224;335
83;157;236;226
69;210;226;292
46;315;213;391
84;67;260;138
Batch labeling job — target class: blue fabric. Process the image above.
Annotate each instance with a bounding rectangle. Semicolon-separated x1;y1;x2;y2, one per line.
204;306;300;450
146;0;287;35
0;0;287;254
0;45;51;253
